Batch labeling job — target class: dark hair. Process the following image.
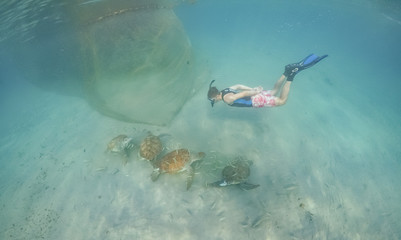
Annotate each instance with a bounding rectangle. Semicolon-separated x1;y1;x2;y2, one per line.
207;87;219;99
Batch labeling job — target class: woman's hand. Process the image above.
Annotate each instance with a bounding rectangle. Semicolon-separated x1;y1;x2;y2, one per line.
253;86;263;93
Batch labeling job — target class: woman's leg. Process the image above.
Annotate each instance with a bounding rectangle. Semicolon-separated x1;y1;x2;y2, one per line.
274;81;292;106
270;75;287;96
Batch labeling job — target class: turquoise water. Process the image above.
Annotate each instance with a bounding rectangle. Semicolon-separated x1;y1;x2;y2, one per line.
1;0;401;239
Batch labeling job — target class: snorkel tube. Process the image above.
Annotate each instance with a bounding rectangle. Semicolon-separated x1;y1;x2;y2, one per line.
208;80;216;107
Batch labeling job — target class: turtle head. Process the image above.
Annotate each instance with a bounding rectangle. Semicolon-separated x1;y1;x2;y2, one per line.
198;152;206;159
151;168;161;182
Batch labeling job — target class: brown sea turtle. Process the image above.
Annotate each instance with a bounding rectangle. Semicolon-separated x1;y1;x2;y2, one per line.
106;134;135;165
208;159;259;190
151;149;205;190
139;133;163;162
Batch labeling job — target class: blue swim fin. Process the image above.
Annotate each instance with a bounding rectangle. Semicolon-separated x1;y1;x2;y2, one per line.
284;53;328;81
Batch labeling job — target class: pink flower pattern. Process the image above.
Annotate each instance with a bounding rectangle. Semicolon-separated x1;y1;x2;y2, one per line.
251;90;276;108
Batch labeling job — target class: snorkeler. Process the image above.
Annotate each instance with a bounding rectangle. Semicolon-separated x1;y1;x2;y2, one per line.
207;53;328;108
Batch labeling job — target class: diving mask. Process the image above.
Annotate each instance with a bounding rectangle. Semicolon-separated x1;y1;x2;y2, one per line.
208;80;216;107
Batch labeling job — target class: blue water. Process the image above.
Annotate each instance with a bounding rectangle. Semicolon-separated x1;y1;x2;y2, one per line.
1;0;401;239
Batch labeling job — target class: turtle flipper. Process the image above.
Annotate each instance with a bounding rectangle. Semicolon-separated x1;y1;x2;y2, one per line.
239;182;260;190
207;180;229;187
186;166;195;190
122;149;130;166
151;168;161;182
122;153;128;166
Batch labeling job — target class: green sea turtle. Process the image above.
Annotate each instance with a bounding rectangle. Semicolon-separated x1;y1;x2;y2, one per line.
151;149;205;190
208;160;259;190
139;133;163;162
106;134;134;165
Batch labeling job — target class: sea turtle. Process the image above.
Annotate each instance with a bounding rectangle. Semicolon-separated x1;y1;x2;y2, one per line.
208;159;259;190
151;149;205;190
139;133;163;162
106;134;135;165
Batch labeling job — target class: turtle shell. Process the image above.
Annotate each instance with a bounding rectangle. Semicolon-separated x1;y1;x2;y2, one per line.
159;149;192;173
139;134;162;161
107;134;134;153
222;160;250;184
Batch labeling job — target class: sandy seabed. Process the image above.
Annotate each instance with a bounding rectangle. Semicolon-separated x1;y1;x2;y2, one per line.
1;50;401;240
